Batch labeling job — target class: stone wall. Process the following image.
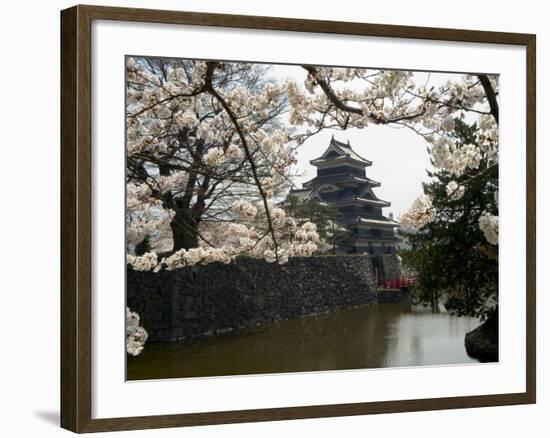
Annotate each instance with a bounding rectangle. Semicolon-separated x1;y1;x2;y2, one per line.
377;254;402;283
127;255;377;342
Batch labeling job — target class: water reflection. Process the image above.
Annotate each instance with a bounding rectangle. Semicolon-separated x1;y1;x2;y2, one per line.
127;303;480;380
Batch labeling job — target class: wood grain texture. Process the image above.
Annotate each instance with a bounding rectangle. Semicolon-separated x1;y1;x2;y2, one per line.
60;5;78;432
79;4;534;44
525;34;537;404
61;5;94;432
60;4;537;433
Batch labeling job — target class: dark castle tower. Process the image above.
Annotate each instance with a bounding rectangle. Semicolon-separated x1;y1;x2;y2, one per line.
292;136;400;255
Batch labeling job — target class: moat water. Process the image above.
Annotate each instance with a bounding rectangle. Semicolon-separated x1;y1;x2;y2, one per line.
127;303;481;381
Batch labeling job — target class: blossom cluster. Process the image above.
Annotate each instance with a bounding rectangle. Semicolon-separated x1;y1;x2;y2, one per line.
445;181;466;201
479;213;499;245
203;147;224;167
126;181;175;251
430;137;483;176
127;197;324;272
158;212;321;270
399;195;436;229
160;245;236;270
233;199;258;220
126;307;148;356
127;252;158;271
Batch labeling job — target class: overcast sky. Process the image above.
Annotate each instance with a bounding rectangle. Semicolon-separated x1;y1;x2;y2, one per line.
262;64;469;217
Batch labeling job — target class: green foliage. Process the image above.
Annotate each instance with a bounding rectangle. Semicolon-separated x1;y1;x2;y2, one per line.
400;119;498;319
284;195;349;254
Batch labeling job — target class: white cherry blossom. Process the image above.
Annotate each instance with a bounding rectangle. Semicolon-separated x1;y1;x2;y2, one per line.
479;213;499;245
126;307;148;356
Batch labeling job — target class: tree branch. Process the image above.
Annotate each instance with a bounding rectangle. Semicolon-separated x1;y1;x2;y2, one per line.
302;66;425;124
205;63;280;259
477;74;499;124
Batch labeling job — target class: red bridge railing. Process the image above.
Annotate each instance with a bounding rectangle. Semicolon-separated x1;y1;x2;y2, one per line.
381;278;417;289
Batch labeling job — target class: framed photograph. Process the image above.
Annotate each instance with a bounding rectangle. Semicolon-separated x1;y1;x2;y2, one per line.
60;4;536;433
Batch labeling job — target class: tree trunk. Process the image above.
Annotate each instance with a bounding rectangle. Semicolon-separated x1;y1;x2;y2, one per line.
170;208;199;251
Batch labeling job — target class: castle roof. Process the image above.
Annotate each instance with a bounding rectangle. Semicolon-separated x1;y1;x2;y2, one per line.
285;188;330;206
302;174;381;189
311;136;372;167
331;196;391;208
357;217;400;228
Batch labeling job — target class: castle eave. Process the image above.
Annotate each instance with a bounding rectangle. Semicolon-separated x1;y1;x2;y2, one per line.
357;197;390;207
356;218;400;228
311;155;372;168
353;176;381;187
303;175;381;188
332;197;390;207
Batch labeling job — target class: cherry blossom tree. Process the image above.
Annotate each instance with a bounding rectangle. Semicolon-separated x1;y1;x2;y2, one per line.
126;57;322;271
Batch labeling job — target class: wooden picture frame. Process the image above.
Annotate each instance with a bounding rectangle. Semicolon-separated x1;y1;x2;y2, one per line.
60;4;536;432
